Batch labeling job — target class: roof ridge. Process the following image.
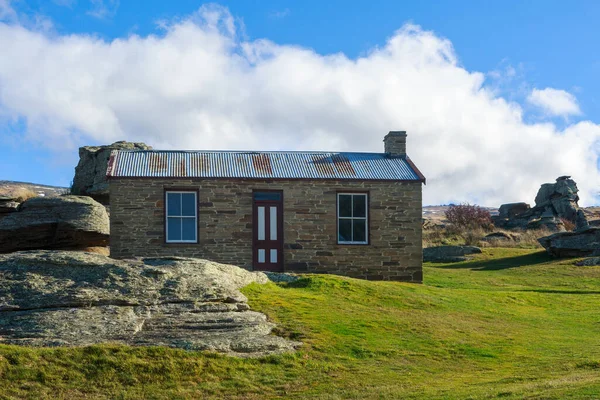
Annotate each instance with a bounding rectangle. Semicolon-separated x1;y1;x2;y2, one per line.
115;149;389;155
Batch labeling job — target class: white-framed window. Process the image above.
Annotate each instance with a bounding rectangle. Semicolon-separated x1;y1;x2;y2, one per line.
337;193;368;245
165;191;198;243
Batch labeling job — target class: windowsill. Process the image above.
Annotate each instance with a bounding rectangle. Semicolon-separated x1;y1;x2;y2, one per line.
337;242;369;246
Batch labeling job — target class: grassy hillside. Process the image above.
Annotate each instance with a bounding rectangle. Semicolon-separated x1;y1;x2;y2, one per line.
2;248;600;399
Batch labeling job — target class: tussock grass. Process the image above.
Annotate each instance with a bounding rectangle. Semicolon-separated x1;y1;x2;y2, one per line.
423;225;552;249
75;247;110;256
1;248;600;399
2;187;38;202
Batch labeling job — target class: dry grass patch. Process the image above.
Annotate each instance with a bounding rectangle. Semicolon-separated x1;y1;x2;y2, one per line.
2;187;39;202
423;225;552;249
76;247;110;256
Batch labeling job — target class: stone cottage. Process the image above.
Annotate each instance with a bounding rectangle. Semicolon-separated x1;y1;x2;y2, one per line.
107;131;425;282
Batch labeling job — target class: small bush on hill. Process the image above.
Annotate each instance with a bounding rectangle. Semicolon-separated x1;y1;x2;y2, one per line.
12;188;38;202
462;229;484;246
445;203;492;229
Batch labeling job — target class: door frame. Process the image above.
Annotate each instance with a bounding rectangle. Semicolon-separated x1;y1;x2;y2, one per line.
252;189;284;271
252;189;284;272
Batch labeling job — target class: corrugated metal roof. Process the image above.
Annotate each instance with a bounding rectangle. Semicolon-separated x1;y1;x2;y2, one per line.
107;150;425;182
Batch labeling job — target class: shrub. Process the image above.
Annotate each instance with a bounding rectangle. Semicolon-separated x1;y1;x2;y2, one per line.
462;228;485;246
12;188;38;202
517;228;551;248
445;203;492;229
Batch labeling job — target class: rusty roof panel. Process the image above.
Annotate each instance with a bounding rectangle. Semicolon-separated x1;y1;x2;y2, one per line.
312;155;335;176
107;150;425;182
331;154;355;177
252;153;273;175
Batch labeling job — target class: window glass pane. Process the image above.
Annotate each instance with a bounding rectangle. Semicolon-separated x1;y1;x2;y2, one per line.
270;206;277;240
339;195;352;217
181;193;196;216
253;192;281;201
258;249;265;263
167;217;181;241
257;207;265;240
167;193;181;216
182;218;196;241
353;219;367;243
338;219;352;242
353;195;366;218
270;249;277;263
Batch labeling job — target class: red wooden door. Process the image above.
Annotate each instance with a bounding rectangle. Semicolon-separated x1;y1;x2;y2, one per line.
252;191;283;272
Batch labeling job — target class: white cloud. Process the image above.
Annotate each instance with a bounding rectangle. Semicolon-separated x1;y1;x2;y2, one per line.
0;0;53;31
527;87;582;117
87;0;119;19
0;4;599;206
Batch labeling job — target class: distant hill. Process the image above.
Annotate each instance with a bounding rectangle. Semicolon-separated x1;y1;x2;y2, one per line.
423;204;600;225
422;205;499;226
0;180;68;198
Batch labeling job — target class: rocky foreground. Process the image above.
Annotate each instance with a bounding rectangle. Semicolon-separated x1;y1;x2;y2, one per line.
538;227;600;257
0;251;300;357
0;196;109;253
72;141;152;204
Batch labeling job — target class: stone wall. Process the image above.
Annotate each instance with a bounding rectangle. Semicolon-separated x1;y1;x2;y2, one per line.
109;178;422;282
383;131;407;157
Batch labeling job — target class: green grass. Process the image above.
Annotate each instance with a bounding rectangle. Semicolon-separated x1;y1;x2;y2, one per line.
2;248;600;399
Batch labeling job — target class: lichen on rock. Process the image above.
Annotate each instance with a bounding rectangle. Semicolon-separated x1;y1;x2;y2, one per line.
0;250;300;357
493;176;587;232
0;196;109;253
423;245;482;262
538;227;600;258
72;141;152;204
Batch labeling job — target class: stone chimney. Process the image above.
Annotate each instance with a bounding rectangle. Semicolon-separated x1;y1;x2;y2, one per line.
383;131;407;157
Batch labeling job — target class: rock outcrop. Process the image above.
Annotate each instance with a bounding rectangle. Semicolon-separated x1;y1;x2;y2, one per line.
493;176;586;231
575;257;600;266
498;203;531;220
72;141;152;204
0;196;19;217
576;209;590;231
0;196;109;253
423;245;482;263
481;231;520;243
538;227;600;257
0;251;300;356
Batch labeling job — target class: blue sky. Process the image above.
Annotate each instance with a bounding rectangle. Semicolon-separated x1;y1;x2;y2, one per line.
1;0;600;205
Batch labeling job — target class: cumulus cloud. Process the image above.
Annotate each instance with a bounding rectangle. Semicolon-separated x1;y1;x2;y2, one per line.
527;87;582;117
0;4;599;205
